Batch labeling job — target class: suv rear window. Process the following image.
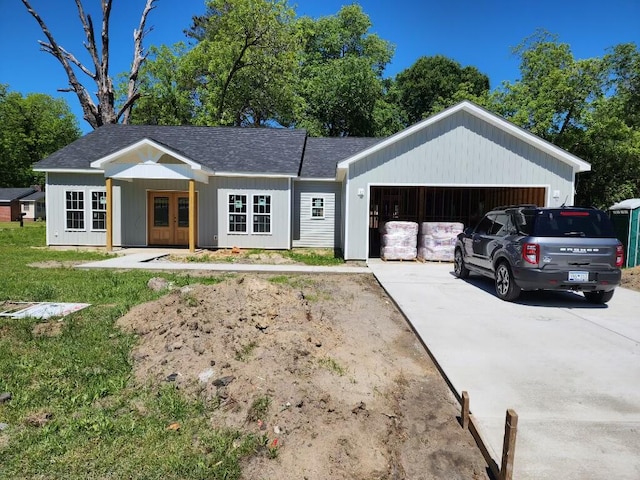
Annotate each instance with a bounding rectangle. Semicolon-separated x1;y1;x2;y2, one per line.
515;209;616;238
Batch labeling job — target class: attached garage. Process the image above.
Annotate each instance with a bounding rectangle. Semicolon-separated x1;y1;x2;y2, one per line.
337;102;591;260
367;186;546;257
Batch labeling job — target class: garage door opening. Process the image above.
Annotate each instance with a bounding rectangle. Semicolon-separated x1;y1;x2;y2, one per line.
368;186;546;258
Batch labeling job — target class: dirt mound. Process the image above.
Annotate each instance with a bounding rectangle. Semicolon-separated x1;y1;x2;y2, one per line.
117;274;489;480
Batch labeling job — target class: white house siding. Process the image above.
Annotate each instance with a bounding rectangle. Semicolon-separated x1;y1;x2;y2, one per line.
292;180;341;248
343;111;576;260
216;177;290;249
20;201;44;221
46;172;119;246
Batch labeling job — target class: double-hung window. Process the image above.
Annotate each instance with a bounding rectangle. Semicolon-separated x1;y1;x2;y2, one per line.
91;191;107;231
228;194;247;233
311;197;325;219
65;191;85;230
252;195;271;234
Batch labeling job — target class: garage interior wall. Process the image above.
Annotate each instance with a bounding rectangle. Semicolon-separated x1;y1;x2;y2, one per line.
369;186;546;257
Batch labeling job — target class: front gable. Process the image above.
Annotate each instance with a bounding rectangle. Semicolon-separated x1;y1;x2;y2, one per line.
90;138;211;184
337;101;591;181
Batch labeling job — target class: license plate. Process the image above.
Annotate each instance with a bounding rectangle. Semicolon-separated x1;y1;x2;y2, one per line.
568;271;589;282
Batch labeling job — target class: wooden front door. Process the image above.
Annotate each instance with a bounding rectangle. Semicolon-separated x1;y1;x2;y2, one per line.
148;191;192;246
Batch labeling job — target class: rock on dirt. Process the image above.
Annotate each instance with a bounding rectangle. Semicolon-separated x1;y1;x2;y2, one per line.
117;273;490;480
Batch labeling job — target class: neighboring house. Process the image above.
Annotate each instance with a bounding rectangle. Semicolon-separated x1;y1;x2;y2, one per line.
0;188;37;222
20;191;46;221
33;101;590;260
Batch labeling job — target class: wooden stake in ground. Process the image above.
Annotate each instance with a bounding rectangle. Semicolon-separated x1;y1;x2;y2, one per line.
500;409;518;480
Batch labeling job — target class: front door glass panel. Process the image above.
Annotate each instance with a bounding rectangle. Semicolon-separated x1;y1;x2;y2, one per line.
177;197;189;228
154;197;169;227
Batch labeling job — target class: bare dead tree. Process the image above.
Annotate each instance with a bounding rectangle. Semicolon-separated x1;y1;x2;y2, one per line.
20;0;157;129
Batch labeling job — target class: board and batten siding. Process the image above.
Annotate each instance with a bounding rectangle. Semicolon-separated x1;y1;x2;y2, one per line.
344;110;577;260
215;177;290;249
118;178;200;246
292;181;341;248
46;172;120;246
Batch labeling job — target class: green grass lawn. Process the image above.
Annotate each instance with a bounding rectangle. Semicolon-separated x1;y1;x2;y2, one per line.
0;223;269;479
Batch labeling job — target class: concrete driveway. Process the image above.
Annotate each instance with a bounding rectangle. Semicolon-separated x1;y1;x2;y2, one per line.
368;260;640;480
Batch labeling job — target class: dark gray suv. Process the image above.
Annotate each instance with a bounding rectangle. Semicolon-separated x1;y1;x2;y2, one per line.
454;205;624;303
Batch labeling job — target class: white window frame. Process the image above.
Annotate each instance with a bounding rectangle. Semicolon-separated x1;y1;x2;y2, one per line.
252;194;272;235
311;196;325;219
65;190;85;231
228;193;248;234
90;190;107;231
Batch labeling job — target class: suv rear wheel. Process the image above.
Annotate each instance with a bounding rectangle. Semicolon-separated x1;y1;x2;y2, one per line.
584;290;615;304
495;262;521;301
454;248;469;279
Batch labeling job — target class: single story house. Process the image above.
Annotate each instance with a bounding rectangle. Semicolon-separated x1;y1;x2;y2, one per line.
0;188;38;222
34;101;590;260
20;190;46;221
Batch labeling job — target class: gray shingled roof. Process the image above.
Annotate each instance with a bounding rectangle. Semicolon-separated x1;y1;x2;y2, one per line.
35;124;309;176
0;188;36;203
20;191;46;202
300;137;383;178
34;124;384;179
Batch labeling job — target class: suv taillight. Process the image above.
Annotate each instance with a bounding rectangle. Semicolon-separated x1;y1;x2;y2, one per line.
523;243;539;265
616;244;624;267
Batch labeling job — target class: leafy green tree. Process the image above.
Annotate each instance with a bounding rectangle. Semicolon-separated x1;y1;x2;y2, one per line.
490;30;605;145
574;44;640;207
128;44;195;125
605;43;640;129
295;5;394;136
131;0;297;127
395;55;490;123
0;85;80;187
489;31;640;208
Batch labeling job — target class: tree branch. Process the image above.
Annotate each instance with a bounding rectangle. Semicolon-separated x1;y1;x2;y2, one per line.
38;41;96;79
121;0;157;124
116;91;141;121
20;0;100;128
73;0;101;74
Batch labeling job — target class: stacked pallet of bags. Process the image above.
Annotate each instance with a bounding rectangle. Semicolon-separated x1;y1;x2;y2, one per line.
380;221;418;260
418;222;464;261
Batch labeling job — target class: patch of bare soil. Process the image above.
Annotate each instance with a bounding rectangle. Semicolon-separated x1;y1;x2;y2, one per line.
27;260;85;268
117;274;489;480
622;266;640;292
32;320;63;337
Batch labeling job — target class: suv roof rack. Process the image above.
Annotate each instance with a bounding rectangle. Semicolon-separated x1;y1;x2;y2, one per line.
491;204;538;211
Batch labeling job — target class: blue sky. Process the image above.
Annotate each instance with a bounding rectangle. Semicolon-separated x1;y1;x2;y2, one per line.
1;0;639;132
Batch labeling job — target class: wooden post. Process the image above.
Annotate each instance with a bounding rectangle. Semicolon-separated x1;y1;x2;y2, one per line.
500;409;518;480
461;391;470;430
106;177;113;252
188;179;196;253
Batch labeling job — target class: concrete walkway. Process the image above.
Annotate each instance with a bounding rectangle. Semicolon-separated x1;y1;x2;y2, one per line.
368;260;640;480
77;250;370;274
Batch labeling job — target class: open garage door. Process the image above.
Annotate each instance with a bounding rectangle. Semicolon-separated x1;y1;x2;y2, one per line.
368;186;546;257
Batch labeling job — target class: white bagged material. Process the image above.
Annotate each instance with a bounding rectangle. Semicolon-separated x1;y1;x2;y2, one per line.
420;222;464;238
379;221;418;260
417;222;463;262
418;246;455;262
381;246;417;261
380;221;419;236
381;233;417;247
418;235;457;248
